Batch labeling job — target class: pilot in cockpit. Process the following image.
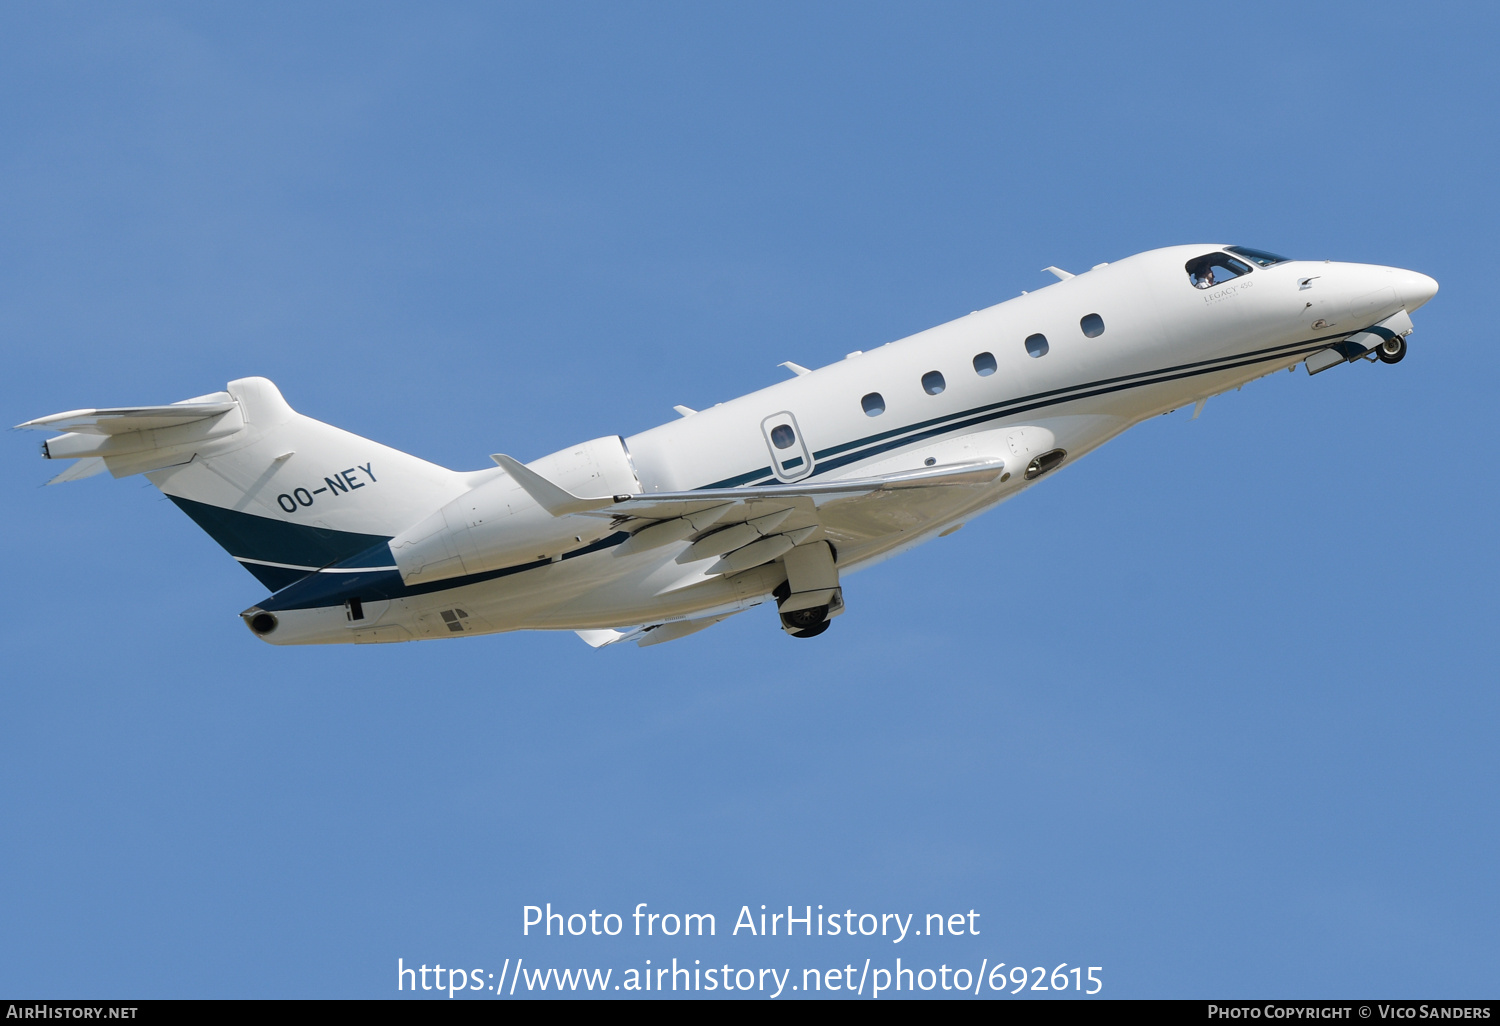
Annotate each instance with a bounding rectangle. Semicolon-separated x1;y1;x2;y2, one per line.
1187;251;1256;290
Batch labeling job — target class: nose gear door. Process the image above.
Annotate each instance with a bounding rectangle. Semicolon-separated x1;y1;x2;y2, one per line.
761;411;814;483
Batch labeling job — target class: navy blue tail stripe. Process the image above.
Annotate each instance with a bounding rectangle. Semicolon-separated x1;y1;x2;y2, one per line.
166;495;394;584
808;337;1336;478
241;563;318;592
257;532;631;612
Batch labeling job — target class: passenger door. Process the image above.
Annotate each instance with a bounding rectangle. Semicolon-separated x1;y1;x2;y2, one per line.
761;411;814;483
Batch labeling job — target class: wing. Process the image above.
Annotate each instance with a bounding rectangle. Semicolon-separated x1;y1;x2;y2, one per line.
606;459;1007;562
602;458;1004;516
495;452;1007;571
497;453;1005;522
522;456;1009;647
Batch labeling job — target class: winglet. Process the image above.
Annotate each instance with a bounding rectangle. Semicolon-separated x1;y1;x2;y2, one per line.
489;454;620;516
1042;266;1075;281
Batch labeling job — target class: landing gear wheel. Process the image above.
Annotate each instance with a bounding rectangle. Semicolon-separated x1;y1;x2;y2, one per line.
787;620;831;639
781;605;829;630
1376;335;1407;364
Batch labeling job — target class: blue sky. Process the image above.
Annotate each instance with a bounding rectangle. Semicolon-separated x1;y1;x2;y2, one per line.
2;2;1496;999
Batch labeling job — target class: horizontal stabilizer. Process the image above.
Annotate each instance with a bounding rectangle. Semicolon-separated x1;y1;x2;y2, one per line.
16;399;237;435
46;456;108;485
21;391;247;479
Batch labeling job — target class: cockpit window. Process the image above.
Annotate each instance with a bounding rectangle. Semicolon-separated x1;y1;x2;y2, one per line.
1185;252;1252;290
1224;245;1291;268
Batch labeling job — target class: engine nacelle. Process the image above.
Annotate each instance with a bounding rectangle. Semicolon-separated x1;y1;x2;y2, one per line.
389;436;640;585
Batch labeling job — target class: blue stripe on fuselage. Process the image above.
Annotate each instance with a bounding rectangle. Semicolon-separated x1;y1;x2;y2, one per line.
257;532;631;611
257;330;1356;610
701;331;1342;489
743;331;1351;486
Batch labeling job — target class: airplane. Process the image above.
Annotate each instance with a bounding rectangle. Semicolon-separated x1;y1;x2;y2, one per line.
18;245;1438;648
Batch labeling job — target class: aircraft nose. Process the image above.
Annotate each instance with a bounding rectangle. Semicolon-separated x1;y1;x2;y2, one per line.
1395;269;1439;312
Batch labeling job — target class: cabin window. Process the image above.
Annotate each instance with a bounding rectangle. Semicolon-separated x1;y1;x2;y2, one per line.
972;352;997;376
1080;313;1105;338
1185;252;1252;289
1025;333;1049;358
1224;245;1290;268
922;371;946;395
861;392;885;416
770;424;796;449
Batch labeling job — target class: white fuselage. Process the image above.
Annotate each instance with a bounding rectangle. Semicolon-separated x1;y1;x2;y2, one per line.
253;244;1438;645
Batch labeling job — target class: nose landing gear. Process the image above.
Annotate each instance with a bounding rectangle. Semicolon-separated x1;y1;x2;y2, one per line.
1376;335;1408;364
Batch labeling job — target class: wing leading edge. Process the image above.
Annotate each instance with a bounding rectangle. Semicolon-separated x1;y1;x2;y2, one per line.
491;454;1008;523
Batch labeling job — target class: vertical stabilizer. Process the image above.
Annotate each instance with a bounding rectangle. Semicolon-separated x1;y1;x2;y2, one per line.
22;377;477;590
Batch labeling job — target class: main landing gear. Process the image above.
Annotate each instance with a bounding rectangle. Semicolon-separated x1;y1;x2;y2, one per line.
1376;334;1408;364
781;604;832;638
775;541;843;639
